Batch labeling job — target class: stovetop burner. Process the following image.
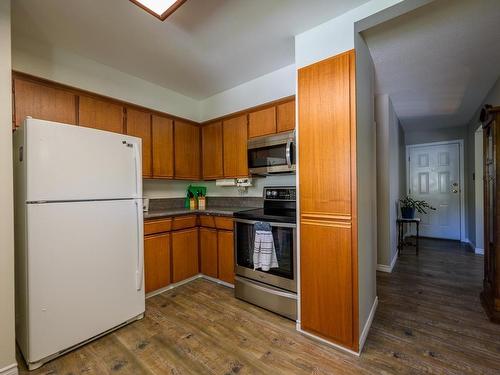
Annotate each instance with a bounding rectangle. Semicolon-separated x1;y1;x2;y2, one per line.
234;186;296;224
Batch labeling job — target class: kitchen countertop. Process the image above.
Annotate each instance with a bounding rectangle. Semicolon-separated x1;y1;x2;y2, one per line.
143;206;257;220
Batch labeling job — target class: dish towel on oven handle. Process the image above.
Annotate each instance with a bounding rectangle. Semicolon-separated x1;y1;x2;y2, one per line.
253;222;279;271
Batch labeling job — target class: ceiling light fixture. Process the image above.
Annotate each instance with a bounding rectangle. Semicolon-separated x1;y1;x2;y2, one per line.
130;0;187;21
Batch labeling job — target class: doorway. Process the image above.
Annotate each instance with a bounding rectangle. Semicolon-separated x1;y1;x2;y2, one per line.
406;140;465;240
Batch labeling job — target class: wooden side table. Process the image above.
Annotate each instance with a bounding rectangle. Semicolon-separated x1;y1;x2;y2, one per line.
397;218;420;255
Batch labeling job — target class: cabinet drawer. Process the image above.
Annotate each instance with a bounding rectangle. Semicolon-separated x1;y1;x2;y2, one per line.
199;215;215;228
144;218;172;235
215;217;233;231
172;215;197;230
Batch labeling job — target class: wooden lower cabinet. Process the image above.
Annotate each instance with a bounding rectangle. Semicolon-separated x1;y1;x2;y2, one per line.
171;228;200;283
144;233;171;294
217;230;235;284
200;228;218;278
300;223;354;347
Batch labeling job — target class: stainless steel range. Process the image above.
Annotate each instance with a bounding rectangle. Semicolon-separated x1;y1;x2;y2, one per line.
233;186;297;320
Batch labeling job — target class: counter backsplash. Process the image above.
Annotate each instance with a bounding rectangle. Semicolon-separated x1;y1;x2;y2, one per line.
148;196;264;211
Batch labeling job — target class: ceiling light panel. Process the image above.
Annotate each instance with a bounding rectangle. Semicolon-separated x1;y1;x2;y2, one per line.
131;0;186;20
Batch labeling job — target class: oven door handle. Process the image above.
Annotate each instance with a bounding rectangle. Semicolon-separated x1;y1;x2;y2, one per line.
233;218;296;228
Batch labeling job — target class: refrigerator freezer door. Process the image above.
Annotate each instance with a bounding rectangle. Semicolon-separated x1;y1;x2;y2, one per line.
25;199;145;363
24;118;142;201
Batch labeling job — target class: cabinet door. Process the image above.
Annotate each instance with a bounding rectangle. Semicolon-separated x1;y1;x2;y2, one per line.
13;78;76;128
78;96;124;134
248;107;276;138
144;233;171;293
200;228;218;278
217;230;234;284
126;108;152;178
174;121;200;179
152;115;174;178
172;228;199;283
277;100;295;133
223;115;248;178
202;122;224;180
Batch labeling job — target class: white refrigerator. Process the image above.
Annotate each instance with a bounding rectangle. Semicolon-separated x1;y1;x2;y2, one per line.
13;118;146;370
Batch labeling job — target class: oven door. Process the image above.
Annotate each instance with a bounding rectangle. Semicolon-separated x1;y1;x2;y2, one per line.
247;133;295;175
234;218;296;292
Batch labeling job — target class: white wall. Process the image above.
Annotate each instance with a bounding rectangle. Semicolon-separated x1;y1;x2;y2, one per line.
354;33;378;338
200;64;296;121
143;175;296;199
405;126;467;145
12;36;200;122
0;1;17;374
295;0;403;69
376;94;404;269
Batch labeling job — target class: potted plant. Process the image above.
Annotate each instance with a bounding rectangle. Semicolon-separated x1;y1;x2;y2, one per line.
399;196;436;219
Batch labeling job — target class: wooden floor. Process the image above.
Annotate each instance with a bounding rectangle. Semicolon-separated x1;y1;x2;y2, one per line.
19;238;500;374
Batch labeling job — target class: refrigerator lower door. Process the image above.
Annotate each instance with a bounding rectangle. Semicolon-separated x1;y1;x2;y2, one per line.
24;199;145;364
23;118;142;201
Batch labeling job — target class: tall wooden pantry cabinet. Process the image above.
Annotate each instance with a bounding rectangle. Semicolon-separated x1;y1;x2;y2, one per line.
298;50;364;352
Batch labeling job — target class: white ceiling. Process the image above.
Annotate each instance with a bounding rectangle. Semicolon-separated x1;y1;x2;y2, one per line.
363;0;500;131
12;0;369;100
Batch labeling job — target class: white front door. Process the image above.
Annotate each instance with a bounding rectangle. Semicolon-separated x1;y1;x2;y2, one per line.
408;142;461;240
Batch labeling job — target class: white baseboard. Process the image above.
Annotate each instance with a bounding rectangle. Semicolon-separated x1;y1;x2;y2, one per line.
377;251;398;273
200;275;234;288
0;363;18;375
296;326;361;356
359;296;378;352
463;239;484;255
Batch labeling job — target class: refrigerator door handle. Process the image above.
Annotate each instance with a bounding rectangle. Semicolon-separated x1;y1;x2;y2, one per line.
132;141;142;198
135;200;144;291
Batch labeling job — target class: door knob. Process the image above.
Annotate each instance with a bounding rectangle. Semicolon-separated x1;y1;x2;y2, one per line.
452;189;458;193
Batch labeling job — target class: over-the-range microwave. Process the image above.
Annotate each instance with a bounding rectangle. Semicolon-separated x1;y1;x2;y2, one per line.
247;131;296;175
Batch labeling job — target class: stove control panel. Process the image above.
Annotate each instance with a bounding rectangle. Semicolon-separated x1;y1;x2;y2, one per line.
264;187;296;201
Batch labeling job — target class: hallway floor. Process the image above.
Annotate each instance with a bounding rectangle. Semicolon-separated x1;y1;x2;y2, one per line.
19;238;500;374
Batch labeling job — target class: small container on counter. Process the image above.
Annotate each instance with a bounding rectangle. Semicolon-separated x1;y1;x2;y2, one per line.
198;196;206;210
188;191;197;210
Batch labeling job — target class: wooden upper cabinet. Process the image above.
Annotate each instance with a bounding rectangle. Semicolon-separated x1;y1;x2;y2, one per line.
248;107;276;138
202;122;223;180
126;108;152;178
223;115;248;178
13;78;76;128
299;53;353;216
78;96;124;134
174;121;200;180
277;100;296;133
152;115;174;178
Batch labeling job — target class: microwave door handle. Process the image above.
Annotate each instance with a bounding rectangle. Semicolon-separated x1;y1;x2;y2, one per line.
285;139;292;168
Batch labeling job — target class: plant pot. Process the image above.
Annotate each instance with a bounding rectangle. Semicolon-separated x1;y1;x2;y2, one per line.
401;207;415;219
